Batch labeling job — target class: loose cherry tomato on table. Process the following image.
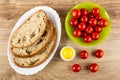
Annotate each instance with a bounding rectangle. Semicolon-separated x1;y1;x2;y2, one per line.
94;26;102;33
94;49;104;58
80;50;88;59
73;29;81;37
80;8;88;16
100;19;108;27
80;16;88;23
84;36;92;43
89;18;98;27
92;32;100;40
72;64;81;72
70;18;78;27
92;7;100;15
85;26;93;34
72;9;81;18
78;22;86;31
89;63;99;73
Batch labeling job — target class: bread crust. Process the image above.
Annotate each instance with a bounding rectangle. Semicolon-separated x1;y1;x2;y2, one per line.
14;28;57;68
10;10;48;48
11;20;54;58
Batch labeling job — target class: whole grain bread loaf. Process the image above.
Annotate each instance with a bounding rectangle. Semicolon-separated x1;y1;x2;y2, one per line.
11;10;48;48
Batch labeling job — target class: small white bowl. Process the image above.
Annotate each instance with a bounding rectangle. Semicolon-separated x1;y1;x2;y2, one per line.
60;46;75;61
7;6;61;75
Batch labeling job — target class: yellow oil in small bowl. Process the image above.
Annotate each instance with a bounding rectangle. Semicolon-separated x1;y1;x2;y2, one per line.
60;46;75;61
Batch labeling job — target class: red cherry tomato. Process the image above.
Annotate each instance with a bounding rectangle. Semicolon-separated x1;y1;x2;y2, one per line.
72;9;81;18
72;64;81;72
88;13;94;19
92;32;100;40
95;49;104;58
89;18;98;27
100;19;108;27
94;26;102;33
85;26;93;34
80;8;88;16
73;29;81;37
74;26;79;30
78;22;86;31
92;7;100;15
89;63;99;73
80;50;88;59
80;16;88;23
95;14;102;20
84;36;92;43
81;32;88;38
70;18;78;27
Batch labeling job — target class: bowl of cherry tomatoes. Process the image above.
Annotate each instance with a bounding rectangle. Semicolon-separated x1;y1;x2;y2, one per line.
65;2;111;46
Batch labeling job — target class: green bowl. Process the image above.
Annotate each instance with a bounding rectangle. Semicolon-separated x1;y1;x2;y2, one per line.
65;2;111;46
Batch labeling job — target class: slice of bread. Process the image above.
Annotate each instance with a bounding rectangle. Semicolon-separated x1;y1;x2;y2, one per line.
11;10;48;48
11;21;54;57
14;29;57;68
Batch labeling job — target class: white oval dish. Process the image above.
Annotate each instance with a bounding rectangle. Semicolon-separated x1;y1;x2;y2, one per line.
7;6;61;75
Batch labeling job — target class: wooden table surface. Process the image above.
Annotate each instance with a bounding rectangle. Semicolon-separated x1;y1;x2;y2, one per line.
0;0;120;80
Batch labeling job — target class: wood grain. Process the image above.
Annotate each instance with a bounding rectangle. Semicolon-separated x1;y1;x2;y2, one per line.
0;0;120;80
